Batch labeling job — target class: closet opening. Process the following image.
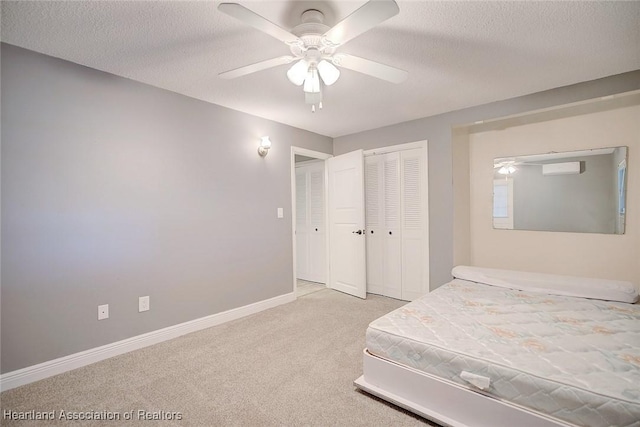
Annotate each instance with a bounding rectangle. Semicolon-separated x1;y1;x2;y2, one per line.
290;147;331;298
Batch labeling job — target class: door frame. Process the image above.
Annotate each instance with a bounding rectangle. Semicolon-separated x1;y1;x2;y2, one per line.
290;147;332;297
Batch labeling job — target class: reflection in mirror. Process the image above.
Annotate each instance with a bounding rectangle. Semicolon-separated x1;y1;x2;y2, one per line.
493;147;627;234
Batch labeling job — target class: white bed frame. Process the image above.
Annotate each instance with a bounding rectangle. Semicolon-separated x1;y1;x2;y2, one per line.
354;349;574;427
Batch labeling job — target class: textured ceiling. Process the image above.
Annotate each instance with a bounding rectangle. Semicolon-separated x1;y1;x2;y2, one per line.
2;1;639;138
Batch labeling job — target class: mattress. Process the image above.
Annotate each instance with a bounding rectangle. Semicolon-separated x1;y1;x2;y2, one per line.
366;278;640;427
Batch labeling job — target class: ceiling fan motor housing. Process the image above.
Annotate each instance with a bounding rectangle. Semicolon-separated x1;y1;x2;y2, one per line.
290;9;335;60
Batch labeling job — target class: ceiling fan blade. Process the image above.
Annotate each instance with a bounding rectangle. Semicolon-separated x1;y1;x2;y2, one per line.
219;56;295;79
218;3;301;45
332;54;407;84
322;0;399;46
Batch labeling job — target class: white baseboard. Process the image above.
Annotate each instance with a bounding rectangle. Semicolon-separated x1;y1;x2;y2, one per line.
0;292;296;392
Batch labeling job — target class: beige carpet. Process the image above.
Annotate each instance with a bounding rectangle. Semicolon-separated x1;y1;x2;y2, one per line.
296;279;325;297
1;289;437;426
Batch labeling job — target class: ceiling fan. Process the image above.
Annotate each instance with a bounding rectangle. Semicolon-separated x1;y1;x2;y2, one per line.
217;0;408;112
494;159;540;174
494;162;518;175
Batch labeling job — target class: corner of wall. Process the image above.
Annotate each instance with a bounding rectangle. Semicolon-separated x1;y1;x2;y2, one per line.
452;127;471;267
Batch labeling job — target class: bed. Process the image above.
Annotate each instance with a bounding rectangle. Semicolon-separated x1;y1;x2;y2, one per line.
354;266;640;427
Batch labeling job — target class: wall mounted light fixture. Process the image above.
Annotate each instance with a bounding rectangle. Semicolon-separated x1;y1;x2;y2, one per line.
258;136;272;157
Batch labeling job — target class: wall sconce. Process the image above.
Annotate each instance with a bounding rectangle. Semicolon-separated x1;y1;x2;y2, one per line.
258;136;271;157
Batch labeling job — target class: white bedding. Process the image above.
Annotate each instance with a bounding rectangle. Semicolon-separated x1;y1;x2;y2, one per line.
453;265;640;303
366;278;640;427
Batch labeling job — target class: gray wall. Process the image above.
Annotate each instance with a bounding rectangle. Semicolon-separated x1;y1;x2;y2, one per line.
1;44;332;373
334;70;640;289
511;155;615;233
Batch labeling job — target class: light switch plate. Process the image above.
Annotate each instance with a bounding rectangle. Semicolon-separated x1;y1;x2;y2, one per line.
98;304;109;320
277;208;284;219
139;296;150;312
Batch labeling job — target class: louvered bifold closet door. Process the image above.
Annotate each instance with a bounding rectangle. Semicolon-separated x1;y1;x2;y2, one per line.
383;152;402;299
295;168;309;280
365;156;384;296
401;148;427;301
364;153;402;300
308;164;326;283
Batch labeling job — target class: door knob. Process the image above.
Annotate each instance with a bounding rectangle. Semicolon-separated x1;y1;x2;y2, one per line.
352;230;363;235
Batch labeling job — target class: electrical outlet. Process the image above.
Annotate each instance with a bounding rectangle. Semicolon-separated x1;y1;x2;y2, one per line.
98;304;109;320
139;296;150;312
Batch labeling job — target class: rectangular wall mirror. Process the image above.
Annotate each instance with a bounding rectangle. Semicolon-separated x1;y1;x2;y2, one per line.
493;146;628;234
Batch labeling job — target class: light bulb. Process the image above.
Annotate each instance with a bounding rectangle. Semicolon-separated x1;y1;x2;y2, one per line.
287;59;308;86
317;60;340;85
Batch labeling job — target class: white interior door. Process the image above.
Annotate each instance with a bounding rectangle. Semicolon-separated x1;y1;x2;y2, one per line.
365;155;384;296
327;150;366;299
383;152;402;299
401;148;428;301
365;153;402;299
308;165;326;283
296;161;326;283
295;168;309;279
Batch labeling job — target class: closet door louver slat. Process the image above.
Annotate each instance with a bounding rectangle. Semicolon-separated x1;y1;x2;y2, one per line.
365;156;384;296
401;149;426;301
296;169;309;279
403;157;421;230
383;153;402;299
310;170;324;228
365;160;379;228
384;155;401;230
296;172;307;226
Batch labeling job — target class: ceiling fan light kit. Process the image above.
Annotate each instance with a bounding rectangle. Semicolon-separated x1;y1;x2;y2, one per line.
218;0;408;112
317;60;340;86
286;59;309;86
